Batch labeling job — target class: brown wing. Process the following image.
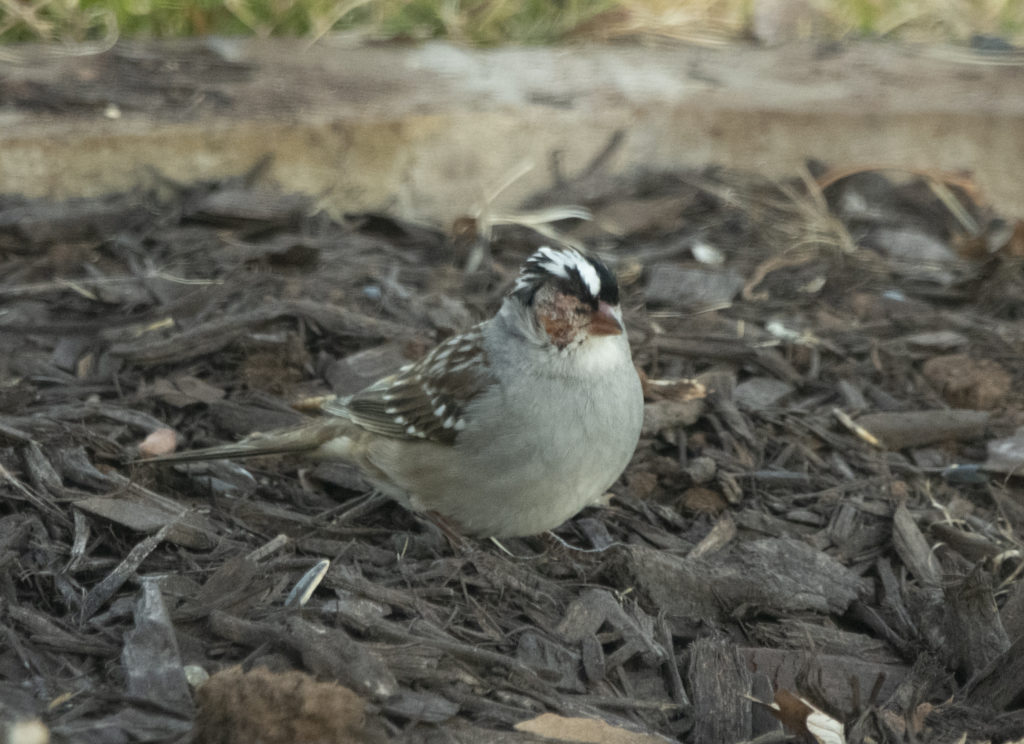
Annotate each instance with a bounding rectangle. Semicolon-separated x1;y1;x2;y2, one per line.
322;326;495;445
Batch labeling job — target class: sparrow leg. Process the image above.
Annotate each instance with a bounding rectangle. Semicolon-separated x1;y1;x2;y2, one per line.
422;510;475;552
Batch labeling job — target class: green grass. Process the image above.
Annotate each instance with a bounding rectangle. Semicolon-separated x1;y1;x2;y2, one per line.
1;0;1023;45
0;0;619;42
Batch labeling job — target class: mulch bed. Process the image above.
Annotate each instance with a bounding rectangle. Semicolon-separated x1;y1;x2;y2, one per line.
3;159;1024;744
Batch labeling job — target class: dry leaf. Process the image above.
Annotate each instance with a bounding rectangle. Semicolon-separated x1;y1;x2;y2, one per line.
768;689;846;744
515;713;670;744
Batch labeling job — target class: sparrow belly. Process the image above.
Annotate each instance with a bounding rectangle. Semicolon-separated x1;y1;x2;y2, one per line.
368;370;642;537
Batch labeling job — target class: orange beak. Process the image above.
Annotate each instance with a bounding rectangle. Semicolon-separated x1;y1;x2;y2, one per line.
589;301;624;336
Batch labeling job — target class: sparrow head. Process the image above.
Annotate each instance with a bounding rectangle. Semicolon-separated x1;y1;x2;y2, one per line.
509;247;624;351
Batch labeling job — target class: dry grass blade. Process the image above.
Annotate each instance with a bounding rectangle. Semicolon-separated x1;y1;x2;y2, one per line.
569;0;745;45
816;164;983;203
927;177;981;235
0;0;117;59
305;0;374;45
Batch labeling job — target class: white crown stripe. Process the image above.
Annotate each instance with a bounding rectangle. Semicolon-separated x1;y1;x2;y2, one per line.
574;260;601;297
514;246;602;296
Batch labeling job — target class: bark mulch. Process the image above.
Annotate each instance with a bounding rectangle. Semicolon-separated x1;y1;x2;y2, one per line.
2;159;1024;743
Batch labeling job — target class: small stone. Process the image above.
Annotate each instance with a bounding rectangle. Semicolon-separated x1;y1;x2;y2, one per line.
685;456;717;485
185;664;210;688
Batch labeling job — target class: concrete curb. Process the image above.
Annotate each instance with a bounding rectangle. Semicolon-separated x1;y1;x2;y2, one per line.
1;38;1021;222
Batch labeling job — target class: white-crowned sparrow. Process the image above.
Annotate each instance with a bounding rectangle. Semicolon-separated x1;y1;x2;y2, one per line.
146;246;644;538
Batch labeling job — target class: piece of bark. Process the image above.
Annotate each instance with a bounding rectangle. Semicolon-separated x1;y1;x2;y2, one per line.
740;647;908;713
4;447;68;525
872;557;918;649
33;401;171;432
750;619;903;665
354;613;547;685
207;398;305;437
20;441;63;495
688;637;752;744
623;538;862;621
324;342;411;397
923;703;1024;744
749;673;782;737
173;556;264;622
218;234;325;266
74;484;218;551
109;301;406;366
657;616;689;707
942;567;1010;679
0;197;147;246
891;503;941;588
149;375;226;407
965;635;1024;711
0;419;35;444
930;522;1004;563
285;616;399;699
855;410;989;449
654;335;803;384
991;486;1024;532
836;379;869;410
206;611;398;700
122;579;194;718
557;589;665;669
999;578;1024;644
377;689;459;724
515;631;583;692
79;519;176;622
6;604;117;656
371;644;447;687
54;444;115;491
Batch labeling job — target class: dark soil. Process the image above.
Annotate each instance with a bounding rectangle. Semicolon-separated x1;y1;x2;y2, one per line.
3;160;1024;744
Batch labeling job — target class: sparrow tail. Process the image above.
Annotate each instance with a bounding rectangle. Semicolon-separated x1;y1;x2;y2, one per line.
138;419;351;464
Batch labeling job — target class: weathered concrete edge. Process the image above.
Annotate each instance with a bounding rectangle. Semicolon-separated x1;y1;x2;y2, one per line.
1;39;1021;223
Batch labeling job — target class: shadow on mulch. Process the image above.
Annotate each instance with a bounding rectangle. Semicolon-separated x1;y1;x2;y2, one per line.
3;159;1024;744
